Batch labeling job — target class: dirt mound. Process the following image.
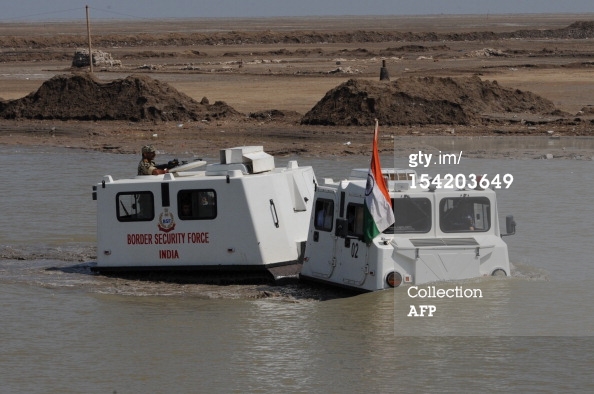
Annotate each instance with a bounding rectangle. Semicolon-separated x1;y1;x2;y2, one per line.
249;109;302;122
578;105;594;115
0;73;240;122
301;76;558;126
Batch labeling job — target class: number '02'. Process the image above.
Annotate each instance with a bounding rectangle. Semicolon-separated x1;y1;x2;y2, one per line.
351;242;359;258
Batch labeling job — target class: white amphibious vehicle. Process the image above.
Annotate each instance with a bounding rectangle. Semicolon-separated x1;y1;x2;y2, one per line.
300;168;516;292
92;146;316;281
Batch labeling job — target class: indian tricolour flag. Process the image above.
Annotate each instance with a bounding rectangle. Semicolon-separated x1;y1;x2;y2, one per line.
363;120;395;244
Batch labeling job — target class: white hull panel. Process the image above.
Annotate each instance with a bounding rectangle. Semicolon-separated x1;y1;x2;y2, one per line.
94;147;315;280
300;169;513;292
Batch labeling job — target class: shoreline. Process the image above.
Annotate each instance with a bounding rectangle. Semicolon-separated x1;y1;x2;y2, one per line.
1;119;592;161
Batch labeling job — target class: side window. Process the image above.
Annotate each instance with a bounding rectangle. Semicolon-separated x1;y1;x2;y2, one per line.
440;197;490;233
117;192;154;221
178;189;217;220
390;197;431;233
346;203;365;237
314;198;334;231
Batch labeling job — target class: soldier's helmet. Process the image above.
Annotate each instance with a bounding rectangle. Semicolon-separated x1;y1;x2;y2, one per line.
141;145;156;154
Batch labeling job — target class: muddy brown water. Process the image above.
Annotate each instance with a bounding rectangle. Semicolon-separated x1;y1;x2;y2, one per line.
1;142;593;392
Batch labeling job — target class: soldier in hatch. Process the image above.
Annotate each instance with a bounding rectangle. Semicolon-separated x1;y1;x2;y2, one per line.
137;145;168;175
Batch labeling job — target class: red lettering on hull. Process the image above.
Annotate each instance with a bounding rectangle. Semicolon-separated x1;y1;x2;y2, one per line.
159;249;180;259
187;232;209;243
127;233;153;245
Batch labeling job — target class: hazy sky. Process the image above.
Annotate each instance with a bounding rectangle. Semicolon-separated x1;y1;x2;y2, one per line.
3;0;594;21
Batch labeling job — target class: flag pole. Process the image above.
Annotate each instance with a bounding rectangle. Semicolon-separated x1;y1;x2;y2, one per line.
363;119;395;243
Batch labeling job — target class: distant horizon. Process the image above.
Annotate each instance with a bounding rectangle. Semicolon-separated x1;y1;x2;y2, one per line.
2;0;594;22
5;12;594;23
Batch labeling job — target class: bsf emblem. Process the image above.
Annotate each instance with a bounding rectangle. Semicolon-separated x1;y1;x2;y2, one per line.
157;208;176;233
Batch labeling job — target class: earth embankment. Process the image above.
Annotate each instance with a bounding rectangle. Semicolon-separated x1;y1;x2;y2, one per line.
0;73;564;128
301;76;561;126
0;73;239;122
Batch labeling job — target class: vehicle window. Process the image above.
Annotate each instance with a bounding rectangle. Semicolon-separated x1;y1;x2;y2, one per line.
388;197;431;234
314;198;334;231
346;203;365;237
178;189;217;220
440;197;490;232
116;192;154;222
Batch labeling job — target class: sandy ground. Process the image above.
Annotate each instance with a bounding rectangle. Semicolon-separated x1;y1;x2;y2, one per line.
2;14;594;159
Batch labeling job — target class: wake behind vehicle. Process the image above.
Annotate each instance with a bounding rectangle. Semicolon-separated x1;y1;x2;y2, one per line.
92;146;316;282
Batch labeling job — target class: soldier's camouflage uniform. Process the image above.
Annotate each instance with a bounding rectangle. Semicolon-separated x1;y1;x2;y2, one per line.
138;159;157;175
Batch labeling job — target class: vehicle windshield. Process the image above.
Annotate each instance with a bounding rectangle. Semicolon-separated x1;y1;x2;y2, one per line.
383;197;431;234
439;196;490;232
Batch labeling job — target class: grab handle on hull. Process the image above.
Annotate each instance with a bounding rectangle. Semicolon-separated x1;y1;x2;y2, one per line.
270;199;279;228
